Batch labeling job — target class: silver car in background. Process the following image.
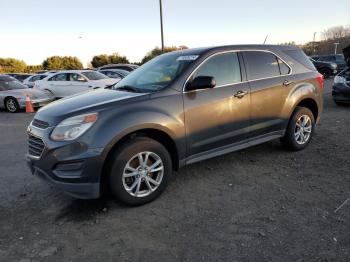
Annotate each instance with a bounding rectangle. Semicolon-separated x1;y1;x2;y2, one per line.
0;75;55;112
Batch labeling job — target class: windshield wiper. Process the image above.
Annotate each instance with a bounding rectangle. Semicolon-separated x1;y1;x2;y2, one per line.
115;85;141;93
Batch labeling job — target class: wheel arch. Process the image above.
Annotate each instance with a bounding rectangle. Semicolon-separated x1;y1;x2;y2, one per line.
100;127;180;194
295;98;319;121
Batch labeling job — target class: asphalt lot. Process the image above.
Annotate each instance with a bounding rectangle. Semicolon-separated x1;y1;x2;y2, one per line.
0;79;349;262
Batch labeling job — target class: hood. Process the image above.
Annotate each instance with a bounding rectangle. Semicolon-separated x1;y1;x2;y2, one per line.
35;88;146;125
6;88;51;99
343;45;350;66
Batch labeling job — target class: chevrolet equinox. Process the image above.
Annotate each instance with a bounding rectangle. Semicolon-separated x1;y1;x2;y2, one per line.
26;45;324;205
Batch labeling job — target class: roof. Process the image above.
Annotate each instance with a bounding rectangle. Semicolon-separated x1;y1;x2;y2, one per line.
169;44;300;56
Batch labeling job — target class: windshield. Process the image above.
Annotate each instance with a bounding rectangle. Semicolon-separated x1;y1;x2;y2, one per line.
8;80;27;90
113;53;199;92
81;71;108;80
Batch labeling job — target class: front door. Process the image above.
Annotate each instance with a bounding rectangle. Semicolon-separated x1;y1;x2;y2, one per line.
183;52;251;158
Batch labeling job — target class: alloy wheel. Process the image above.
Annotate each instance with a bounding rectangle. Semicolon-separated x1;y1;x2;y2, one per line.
294;114;312;145
122;151;164;198
6;99;18;112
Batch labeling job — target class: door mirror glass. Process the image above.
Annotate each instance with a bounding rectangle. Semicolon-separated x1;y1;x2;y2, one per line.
187;76;216;91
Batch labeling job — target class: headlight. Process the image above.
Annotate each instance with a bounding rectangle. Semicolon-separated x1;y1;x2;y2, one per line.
330;63;337;69
51;113;98;141
334;76;347;85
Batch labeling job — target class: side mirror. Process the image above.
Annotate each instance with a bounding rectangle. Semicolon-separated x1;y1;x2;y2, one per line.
187;76;216;91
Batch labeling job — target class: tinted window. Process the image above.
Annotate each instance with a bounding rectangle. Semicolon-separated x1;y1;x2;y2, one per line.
192;52;241;86
284;50;316;71
244;51;280;80
49;73;68;81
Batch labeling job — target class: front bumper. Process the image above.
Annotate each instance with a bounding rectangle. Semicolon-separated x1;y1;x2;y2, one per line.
26;125;104;199
19;98;55;109
332;84;350;102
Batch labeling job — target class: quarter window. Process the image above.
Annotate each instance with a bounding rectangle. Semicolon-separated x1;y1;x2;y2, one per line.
192;52;241;86
244;51;281;80
278;59;290;75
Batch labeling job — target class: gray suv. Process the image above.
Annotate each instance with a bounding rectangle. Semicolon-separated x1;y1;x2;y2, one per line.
26;45;324;205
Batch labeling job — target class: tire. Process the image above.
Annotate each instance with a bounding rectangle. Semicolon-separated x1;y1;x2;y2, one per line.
281;107;315;151
319;68;331;79
5;97;20;113
334;100;348;106
109;137;172;206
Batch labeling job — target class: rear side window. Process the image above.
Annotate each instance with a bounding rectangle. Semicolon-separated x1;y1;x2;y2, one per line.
192;52;241;86
244;51;281;80
285;50;316;70
49;73;68;81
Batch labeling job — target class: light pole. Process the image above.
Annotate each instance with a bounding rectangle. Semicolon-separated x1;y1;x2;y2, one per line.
313;32;317;55
159;0;164;53
334;42;340;55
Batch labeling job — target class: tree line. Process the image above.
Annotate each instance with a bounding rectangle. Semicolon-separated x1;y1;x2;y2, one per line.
0;46;187;73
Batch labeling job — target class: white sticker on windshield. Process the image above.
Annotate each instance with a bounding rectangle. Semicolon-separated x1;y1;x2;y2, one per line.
176;55;199;61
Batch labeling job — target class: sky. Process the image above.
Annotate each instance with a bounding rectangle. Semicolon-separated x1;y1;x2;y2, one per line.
0;0;349;66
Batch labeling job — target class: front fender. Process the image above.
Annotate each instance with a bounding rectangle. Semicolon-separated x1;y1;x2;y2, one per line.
84;93;186;163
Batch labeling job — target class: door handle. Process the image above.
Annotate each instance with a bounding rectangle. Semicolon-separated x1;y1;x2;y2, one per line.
283;80;293;86
233;90;248;99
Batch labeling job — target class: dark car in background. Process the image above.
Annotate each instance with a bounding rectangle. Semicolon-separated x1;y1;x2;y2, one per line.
332;45;350;105
313;54;347;73
98;64;139;72
309;57;337;78
26;45;323;205
6;73;33;82
99;69;130;79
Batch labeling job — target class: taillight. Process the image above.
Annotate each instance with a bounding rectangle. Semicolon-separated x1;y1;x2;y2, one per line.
316;73;324;90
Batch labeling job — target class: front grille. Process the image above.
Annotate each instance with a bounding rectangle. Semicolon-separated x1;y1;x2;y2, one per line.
32;119;49;129
28;134;45;158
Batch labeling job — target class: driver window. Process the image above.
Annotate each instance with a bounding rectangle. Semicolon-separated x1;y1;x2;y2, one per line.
192;52;241;86
70;73;86;82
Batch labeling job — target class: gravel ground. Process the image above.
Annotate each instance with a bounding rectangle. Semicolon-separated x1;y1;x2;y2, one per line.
0;79;349;262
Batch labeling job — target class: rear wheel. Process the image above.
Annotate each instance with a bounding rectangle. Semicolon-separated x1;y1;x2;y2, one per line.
5;97;20;113
109;137;172;206
319;68;331;79
281;107;315;151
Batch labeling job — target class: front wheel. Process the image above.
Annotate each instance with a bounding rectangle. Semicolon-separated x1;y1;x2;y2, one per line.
5;97;20;113
281;107;315;151
109;137;172;206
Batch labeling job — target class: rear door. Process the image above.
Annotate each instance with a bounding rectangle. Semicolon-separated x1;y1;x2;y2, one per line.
183;51;251;157
47;73;70;98
242;51;292;139
68;73;90;96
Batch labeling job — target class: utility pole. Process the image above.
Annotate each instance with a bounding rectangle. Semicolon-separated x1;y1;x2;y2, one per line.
313;32;317;55
159;0;165;53
334;43;340;55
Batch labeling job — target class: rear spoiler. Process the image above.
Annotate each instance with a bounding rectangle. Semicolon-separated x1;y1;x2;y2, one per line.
343;45;350;66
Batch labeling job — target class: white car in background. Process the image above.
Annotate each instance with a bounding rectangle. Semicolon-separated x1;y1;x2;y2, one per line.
23;73;52;88
34;70;120;98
